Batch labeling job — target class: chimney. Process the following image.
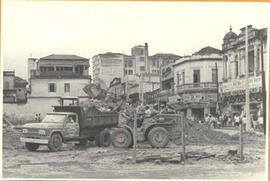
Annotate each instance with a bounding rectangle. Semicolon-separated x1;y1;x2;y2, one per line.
145;42;149;73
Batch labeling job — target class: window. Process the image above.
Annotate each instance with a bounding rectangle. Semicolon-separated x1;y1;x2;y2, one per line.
182;71;185;84
140;66;145;71
124;61;128;68
124;70;128;75
4;82;9;89
156;61;159;67
256;48;260;73
177;73;181;85
193;70;200;84
212;69;217;83
140;57;145;62
128;70;133;75
128;60;133;67
248;51;255;73
235;61;238;78
48;83;56;92
64;83;70;92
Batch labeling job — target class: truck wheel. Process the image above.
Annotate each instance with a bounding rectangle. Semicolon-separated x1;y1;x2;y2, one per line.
111;128;132;148
25;142;39;151
95;135;101;147
100;129;111;147
148;127;169;148
48;133;63;152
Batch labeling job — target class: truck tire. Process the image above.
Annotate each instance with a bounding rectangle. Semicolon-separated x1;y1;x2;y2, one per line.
48;133;63;152
99;129;111;147
95;135;101;147
111;128;132;148
148;127;169;148
25;142;39;151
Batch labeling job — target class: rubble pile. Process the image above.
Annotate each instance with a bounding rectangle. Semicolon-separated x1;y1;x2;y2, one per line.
216;150;260;164
174;121;239;145
3;126;24;150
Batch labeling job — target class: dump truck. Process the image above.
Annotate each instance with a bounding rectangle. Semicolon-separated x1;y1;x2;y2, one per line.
111;113;181;148
20;96;118;152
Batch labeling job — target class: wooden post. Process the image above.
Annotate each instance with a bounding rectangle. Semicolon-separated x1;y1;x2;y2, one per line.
239;123;244;160
180;113;185;163
133;112;137;164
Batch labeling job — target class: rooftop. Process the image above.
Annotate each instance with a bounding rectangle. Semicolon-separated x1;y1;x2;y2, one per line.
94;52;128;58
193;46;222;56
40;54;89;61
152;53;181;60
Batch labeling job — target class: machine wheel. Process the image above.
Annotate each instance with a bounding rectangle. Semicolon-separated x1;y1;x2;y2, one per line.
111;128;132;148
48;133;63;152
99;129;111;147
148;127;169;148
25;142;39;151
95;134;101;147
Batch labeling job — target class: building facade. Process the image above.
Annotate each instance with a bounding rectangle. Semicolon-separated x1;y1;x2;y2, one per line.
28;54;91;99
173;46;224;120
220;25;267;115
3;71;28;103
92;43;181;96
92;52;126;87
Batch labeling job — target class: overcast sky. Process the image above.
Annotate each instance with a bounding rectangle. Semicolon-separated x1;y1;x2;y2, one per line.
2;0;270;79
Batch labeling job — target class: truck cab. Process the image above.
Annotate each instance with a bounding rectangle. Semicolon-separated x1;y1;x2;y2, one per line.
20;112;80;151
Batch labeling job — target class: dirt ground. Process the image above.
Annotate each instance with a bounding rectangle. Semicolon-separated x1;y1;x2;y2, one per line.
2;127;266;179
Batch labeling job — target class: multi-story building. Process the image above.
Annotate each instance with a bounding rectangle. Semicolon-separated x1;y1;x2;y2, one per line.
173;46;224;120
92;52;126;87
220;25;267;115
28;54;91;100
92;43;181;94
3;71;28;103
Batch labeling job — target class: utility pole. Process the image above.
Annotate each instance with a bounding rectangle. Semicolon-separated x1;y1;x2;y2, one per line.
259;29;266;135
141;74;144;105
215;62;220;116
245;26;252;132
133;112;137;164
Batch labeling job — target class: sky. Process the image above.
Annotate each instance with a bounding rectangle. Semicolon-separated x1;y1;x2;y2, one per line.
2;0;270;79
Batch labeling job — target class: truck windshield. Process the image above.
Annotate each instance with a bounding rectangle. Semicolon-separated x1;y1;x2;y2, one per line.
42;114;66;123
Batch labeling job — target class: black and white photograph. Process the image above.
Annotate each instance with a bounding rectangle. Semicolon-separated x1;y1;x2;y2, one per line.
1;0;269;180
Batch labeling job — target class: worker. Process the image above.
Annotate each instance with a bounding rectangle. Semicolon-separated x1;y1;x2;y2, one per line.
69;117;75;123
145;106;151;117
234;113;240;126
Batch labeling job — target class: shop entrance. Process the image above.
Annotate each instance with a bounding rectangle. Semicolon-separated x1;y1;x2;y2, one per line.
192;108;204;121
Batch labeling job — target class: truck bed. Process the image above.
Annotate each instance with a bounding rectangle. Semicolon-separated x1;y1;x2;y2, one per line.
53;106;118;129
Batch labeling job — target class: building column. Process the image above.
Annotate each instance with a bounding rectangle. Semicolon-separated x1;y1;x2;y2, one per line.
187;108;192;118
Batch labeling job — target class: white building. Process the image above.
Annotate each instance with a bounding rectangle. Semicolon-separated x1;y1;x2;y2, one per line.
173;46;224;120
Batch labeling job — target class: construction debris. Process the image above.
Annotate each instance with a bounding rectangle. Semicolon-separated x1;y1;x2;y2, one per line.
216;149;260;164
120;151;217;164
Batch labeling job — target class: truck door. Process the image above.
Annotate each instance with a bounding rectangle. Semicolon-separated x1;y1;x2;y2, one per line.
65;115;80;138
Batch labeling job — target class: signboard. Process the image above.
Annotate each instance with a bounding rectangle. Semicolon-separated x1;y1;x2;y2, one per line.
220;76;262;94
161;64;174;81
181;93;217;103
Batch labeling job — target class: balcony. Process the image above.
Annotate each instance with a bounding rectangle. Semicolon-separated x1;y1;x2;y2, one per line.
177;82;217;94
31;71;90;79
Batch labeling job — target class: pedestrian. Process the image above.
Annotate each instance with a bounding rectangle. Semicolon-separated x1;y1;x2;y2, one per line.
223;114;228;127
35;114;38;122
38;113;41;122
234;113;240;126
